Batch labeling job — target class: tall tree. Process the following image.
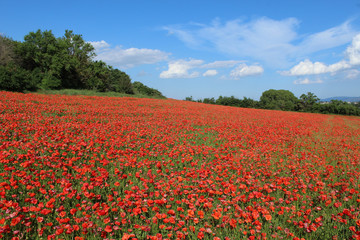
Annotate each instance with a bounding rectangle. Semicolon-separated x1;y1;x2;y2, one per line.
18;30;61;88
58;30;95;89
17;29;96;89
299;92;320;112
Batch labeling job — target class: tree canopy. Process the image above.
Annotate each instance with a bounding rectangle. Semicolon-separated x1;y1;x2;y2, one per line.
299;92;320;112
260;89;299;111
133;81;165;98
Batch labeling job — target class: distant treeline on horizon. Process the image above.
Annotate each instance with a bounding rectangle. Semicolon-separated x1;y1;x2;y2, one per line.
185;90;360;116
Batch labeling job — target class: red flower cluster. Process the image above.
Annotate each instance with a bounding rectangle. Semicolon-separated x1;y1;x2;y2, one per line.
0;91;359;239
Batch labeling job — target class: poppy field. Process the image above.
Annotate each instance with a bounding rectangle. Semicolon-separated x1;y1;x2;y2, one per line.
0;91;359;240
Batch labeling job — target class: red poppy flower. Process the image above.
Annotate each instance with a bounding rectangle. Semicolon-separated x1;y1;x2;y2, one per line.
104;225;112;233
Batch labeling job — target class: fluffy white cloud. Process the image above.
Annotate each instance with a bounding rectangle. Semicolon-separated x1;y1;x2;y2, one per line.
164;18;358;67
281;59;351;76
230;64;264;79
293;77;323;85
88;40;110;50
160;59;262;79
203;69;218;77
201;60;242;68
160;59;203;79
282;33;360;77
89;40;170;69
346;34;360;65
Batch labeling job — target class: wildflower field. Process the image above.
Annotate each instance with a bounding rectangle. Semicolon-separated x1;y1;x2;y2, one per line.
0;91;359;240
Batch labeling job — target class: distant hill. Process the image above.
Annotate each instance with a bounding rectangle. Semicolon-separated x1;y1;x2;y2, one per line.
321;96;360;102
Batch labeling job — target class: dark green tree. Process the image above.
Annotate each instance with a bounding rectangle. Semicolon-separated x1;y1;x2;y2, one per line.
239;97;258;108
260;89;299;111
202;97;216;104
85;61;110;92
133;81;165;98
0;63;39;92
58;30;95;89
17;30;62;89
216;96;242;106
299;92;320;112
185;96;195;102
109;68;134;94
17;29;96;90
0;36;39;91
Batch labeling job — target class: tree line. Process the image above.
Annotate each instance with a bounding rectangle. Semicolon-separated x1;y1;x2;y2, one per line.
0;30;165;98
186;89;360;116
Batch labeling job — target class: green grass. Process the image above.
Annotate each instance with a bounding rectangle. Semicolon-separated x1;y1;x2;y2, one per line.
30;89;167;99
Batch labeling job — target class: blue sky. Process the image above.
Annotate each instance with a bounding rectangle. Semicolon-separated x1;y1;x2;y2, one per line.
1;0;360;100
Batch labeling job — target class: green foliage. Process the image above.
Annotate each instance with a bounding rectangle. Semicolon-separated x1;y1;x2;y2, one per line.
240;97;259;108
41;72;62;90
109;68;134;94
314;100;360;116
16;29;96;90
185;96;195;101
202;97;216;104
187;90;360;116
85;61;110;92
299;92;320;112
260;89;299;111
0;63;38;92
0;64;22;92
19;30;58;73
58;30;96;89
133;81;165;98
216;95;243;106
186;95;259;109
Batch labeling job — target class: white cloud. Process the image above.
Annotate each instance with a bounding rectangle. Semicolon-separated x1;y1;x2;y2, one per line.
164;18;358;67
203;69;218;77
346;34;360;65
89;40;170;69
160;58;262;79
201;60;242;68
160;59;203;79
230;63;264;79
293;77;323;85
88;40;110;50
282;33;360;77
327;61;352;73
281;59;351;76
